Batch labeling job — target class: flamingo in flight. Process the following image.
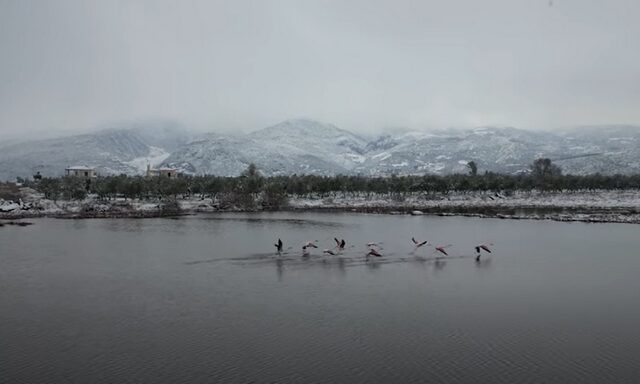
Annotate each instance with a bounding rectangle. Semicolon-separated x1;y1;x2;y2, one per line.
366;248;382;258
475;243;493;261
274;238;283;253
323;249;337;256
433;244;452;257
334;238;346;250
303;241;318;248
412;237;429;248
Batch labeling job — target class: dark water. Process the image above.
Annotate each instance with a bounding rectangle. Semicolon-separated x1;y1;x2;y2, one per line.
1;213;639;383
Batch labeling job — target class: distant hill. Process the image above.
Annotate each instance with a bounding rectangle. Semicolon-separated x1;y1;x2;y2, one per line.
0;121;191;180
1;119;639;180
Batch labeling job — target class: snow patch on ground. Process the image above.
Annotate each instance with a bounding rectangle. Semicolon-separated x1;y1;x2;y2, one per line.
344;153;366;164
3;188;640;224
288;190;640;210
372;152;392;161
0;202;20;212
286;190;640;224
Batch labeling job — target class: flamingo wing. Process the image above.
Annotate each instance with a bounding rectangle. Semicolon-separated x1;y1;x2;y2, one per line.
368;249;382;257
480;245;492;253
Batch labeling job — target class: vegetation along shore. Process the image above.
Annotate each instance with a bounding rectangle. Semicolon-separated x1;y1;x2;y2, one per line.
2;160;640;224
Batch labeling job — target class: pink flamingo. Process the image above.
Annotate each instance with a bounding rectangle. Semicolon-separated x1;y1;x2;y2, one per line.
412;237;429;248
433;244;452;257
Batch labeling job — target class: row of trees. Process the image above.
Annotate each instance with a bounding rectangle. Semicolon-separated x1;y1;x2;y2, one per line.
29;160;640;206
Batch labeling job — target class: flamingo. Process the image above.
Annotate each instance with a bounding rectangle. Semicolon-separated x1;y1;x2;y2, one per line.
334;238;346;250
366;248;382;258
274;238;283;253
412;237;429;248
475;243;493;261
367;242;382;248
323;249;337;256
303;241;318;248
433;244;452;257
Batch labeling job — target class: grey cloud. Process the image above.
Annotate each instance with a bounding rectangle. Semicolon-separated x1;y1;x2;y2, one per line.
1;0;639;138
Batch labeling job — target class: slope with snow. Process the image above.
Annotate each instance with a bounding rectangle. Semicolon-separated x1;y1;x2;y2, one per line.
162;129;350;176
2;120;640;180
0;122;191;180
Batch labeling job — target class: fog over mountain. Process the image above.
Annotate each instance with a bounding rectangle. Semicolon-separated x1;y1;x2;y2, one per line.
1;1;640;138
1;119;639;181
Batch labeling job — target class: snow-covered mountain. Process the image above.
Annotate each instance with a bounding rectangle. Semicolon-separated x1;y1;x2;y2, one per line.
162;132;349;177
358;127;565;175
249;119;368;170
552;125;640;175
162;122;640;176
0;121;191;180
1;120;639;180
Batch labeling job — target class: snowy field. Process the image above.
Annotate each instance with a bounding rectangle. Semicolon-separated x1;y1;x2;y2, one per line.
287;190;640;224
2;188;639;224
287;190;640;210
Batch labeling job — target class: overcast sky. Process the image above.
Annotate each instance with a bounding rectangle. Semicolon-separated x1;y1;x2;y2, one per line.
1;0;639;137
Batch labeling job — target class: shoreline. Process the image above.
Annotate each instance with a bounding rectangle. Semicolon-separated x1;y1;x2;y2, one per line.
2;203;639;225
2;189;639;224
286;206;640;224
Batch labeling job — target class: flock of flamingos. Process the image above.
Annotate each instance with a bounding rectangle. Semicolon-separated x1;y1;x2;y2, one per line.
274;237;494;262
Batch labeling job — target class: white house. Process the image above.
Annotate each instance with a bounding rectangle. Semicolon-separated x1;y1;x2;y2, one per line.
65;166;97;178
146;164;180;179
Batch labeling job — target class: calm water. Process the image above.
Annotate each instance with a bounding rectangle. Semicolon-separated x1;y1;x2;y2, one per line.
1;213;639;383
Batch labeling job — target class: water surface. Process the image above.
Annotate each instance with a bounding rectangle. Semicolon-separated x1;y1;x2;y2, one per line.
1;213;639;383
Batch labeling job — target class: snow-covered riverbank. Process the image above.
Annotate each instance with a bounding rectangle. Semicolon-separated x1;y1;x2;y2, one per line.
288;190;640;210
2;189;639;224
287;191;640;224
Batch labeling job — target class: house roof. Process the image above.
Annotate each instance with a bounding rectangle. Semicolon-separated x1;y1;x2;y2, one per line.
66;166;95;171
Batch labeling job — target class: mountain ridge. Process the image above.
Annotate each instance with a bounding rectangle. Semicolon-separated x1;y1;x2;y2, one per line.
1;120;639;180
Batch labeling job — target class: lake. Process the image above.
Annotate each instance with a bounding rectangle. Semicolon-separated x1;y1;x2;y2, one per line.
1;213;639;383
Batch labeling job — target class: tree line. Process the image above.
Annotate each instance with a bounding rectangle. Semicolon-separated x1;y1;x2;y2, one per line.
27;159;640;207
